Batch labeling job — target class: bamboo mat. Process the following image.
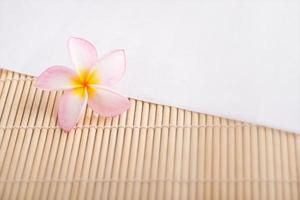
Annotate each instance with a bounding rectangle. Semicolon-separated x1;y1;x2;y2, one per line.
0;69;299;200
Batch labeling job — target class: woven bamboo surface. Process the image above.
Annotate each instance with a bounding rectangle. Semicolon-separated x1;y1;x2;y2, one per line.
0;69;299;200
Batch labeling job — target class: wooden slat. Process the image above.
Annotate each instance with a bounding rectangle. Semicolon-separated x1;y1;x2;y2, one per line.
0;69;299;200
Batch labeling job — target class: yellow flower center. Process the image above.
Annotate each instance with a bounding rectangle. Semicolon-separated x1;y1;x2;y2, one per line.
70;68;100;98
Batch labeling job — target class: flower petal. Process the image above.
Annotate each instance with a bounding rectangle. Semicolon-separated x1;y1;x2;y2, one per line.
97;49;126;86
88;86;131;117
68;37;98;72
58;88;87;131
35;66;77;90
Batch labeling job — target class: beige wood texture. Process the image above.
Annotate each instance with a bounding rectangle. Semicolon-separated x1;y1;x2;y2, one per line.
0;69;299;200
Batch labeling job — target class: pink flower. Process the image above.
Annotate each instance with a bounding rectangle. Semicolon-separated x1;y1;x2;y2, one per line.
35;37;131;132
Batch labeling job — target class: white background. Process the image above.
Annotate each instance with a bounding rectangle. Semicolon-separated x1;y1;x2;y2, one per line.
0;1;299;133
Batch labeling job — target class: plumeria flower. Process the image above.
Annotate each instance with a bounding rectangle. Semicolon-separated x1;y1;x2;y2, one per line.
35;37;131;131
